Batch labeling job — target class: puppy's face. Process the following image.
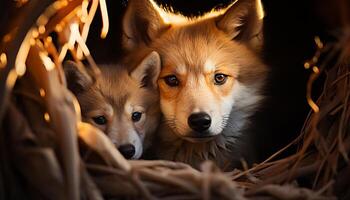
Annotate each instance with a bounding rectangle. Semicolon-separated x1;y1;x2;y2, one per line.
64;52;161;159
122;0;267;142
158;64;236;141
156;27;264;141
79;71;149;159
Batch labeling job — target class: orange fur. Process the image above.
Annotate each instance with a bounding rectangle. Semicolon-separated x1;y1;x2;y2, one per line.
123;0;267;169
64;52;161;159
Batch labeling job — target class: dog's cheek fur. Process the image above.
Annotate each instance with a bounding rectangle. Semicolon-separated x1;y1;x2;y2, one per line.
204;74;236;132
158;83;178;119
159;98;175;122
214;88;236;134
141;89;161;149
158;83;178;100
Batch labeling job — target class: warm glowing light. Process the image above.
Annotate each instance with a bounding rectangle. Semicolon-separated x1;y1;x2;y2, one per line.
36;15;49;25
68;23;78;44
39;52;55;71
99;0;109;38
68;23;80;49
78;0;98;58
76;36;91;56
61;0;68;7
149;0;231;25
76;8;83;18
58;44;69;62
70;23;91;56
81;0;89;22
314;36;323;49
16;63;26;76
306;65;320;113
312;66;319;74
15;29;33;76
32;29;39;38
38;25;46;34
76;35;91;56
6;69;18;91
30;38;36;46
55;24;63;32
308;99;320;113
0;53;7;69
39;88;46;97
52;0;64;9
44;112;50;122
150;0;187;24
307;99;319;113
81;0;98;41
46;36;52;43
304;62;310;69
256;0;265;20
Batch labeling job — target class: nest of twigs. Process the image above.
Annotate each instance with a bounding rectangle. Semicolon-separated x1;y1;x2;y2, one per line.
0;0;349;200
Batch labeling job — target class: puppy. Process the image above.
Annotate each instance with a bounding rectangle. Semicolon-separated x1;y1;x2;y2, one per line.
122;0;268;168
64;51;161;159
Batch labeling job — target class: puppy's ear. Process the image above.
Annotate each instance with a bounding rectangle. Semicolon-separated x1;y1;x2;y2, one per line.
63;61;92;95
131;51;161;89
216;0;264;51
122;0;169;51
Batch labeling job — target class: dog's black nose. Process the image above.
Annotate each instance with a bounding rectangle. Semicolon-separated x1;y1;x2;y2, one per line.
118;144;135;159
188;112;211;132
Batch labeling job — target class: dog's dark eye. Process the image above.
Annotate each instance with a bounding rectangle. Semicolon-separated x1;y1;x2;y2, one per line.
132;112;142;122
214;73;228;85
164;75;179;87
92;115;107;125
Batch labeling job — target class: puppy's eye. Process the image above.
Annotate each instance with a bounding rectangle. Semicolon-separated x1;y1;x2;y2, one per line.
92;115;107;125
214;73;228;85
164;75;179;87
132;112;142;122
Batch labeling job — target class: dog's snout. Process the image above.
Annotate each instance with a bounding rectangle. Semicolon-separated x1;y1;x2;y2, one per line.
118;144;136;159
188;112;211;132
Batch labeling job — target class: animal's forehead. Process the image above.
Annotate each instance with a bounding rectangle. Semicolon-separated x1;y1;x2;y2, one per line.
156;30;236;74
160;31;212;60
160;56;241;81
96;68;139;112
156;32;248;77
162;59;216;76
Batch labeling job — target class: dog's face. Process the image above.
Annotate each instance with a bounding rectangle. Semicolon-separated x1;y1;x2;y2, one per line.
156;29;262;141
123;0;267;142
64;52;161;159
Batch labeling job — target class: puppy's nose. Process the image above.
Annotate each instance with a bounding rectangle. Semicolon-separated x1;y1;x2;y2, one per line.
188;112;211;132
118;144;136;159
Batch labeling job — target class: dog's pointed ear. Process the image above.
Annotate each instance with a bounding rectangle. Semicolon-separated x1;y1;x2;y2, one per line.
131;51;161;89
63;61;92;95
216;0;264;50
122;0;168;51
